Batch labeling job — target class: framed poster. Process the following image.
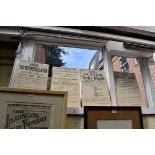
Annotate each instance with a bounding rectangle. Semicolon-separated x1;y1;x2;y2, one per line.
0;88;67;129
84;106;143;129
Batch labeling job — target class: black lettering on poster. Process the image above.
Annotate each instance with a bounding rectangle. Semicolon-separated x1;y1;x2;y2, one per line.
5;104;52;129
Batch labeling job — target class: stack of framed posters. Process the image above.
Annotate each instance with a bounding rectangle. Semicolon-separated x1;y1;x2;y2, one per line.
0;88;67;129
10;60;49;90
84;106;143;129
50;67;81;108
80;70;111;106
114;72;145;107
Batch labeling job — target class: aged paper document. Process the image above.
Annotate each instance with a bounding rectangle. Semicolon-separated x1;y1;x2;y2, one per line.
11;60;49;90
114;72;145;107
50;67;81;108
80;69;111;106
5;104;52;129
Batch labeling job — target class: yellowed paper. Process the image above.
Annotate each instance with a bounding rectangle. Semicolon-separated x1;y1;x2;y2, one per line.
11;60;49;90
80;69;111;106
50;67;81;108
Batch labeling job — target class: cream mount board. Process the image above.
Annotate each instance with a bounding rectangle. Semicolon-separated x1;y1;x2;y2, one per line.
0;88;67;129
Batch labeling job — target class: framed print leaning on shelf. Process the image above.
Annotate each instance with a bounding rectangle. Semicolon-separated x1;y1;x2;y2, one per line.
0;88;68;129
84;106;143;129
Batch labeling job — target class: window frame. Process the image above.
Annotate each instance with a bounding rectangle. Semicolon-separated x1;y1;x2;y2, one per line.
120;57;129;73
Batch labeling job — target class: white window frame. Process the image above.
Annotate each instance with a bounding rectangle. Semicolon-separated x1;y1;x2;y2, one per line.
106;40;155;114
99;50;103;62
33;40;105;114
90;61;95;69
135;58;140;65
10;37;155;115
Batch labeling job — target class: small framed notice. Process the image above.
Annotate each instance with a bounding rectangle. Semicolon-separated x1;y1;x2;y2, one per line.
0;88;67;129
84;106;143;129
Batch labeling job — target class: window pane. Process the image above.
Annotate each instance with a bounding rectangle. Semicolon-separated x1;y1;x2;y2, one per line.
35;44;98;76
35;43;111;108
113;56;148;108
120;57;129;73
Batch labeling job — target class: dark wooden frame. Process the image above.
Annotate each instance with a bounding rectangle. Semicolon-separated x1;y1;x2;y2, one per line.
84;106;143;129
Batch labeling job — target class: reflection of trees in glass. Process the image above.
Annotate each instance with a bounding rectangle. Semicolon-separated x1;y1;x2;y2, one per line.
43;45;68;77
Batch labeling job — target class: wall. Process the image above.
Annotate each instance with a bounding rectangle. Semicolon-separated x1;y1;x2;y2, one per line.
143;115;155;129
66;115;84;129
0;65;13;87
0;47;16;87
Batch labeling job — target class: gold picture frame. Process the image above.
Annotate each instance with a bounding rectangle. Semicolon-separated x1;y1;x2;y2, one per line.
0;88;68;129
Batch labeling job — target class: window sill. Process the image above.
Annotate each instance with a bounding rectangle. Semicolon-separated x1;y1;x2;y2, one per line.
142;107;155;114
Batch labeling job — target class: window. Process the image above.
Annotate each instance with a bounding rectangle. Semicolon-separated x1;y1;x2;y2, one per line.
135;58;140;65
90;61;95;69
35;43;97;76
99;51;103;63
120;57;129;73
34;42;109;109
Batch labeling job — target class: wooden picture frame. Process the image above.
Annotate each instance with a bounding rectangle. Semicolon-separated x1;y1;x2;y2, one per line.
84;106;143;129
0;88;68;129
